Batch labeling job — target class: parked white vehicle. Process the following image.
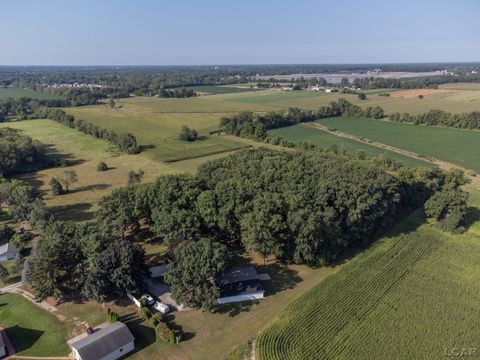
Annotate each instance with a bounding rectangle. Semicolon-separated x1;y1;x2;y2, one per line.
154;301;170;314
141;293;155;306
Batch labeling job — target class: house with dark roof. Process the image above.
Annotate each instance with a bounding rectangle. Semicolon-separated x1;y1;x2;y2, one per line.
0;242;19;262
69;322;134;360
218;266;265;304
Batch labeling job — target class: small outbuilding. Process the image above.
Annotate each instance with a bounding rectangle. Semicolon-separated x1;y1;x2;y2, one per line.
0;242;19;262
69;322;134;360
218;266;265;304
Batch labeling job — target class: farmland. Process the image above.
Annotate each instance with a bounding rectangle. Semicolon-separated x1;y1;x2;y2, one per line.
256;186;480;360
270;125;432;168
0;86;60;100
188;85;261;94
0;119;180;220
0;293;69;356
315;117;480;172
65;99;250;162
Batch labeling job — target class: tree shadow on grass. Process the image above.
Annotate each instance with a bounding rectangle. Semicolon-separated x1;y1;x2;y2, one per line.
464;206;480;230
120;312;156;354
5;325;44;353
70;183;111;193
163;313;195;342
49;203;94;221
139;144;155;152
257;262;302;296
214;300;260;317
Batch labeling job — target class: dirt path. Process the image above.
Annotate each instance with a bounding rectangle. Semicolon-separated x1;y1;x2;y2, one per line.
1;282;87;331
304;123;480;188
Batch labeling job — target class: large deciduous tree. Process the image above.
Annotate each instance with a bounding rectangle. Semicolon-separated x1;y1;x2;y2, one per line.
164;238;229;311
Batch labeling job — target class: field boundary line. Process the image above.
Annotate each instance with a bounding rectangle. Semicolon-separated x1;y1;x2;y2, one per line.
304;122;480;188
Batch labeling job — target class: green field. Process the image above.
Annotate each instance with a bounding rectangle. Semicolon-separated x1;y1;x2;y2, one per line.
65;101;249;162
188;85;261;94
256;186;480;360
0;293;69;356
315;117;480;172
270;125;432;168
0;86;60;100
439;82;480;90
0;120;177;220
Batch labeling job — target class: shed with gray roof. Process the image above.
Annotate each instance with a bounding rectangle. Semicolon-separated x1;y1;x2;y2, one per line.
0;242;19;262
69;322;134;360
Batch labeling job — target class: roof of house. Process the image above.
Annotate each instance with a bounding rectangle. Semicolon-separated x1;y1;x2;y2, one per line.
220;279;265;298
219;266;260;285
0;242;19;256
70;322;134;360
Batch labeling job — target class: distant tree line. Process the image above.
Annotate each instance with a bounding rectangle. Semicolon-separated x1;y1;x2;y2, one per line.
158;87;196;98
37;108;140;154
351;73;480;90
220;99;384;140
389;109;480;130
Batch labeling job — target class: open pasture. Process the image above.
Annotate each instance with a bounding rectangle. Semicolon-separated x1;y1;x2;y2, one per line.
270;125;432;168
0;119;192;220
256;186;480;360
65;100;249;162
315;117;480;172
0;86;60;100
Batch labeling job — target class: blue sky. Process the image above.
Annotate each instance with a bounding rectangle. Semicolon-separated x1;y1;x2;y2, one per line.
1;0;479;65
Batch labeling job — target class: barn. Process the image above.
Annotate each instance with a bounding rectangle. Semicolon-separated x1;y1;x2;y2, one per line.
69;322;134;360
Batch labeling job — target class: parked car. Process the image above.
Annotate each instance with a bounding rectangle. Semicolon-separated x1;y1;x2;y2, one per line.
154;301;170;314
141;293;155;306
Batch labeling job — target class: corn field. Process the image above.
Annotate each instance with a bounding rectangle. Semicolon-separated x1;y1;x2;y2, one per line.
256;194;480;360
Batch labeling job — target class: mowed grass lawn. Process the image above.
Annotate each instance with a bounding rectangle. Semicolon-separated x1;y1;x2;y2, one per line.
256;186;480;360
270;125;432;168
0;293;69;356
0;86;61;100
316;117;480;172
65;100;249;162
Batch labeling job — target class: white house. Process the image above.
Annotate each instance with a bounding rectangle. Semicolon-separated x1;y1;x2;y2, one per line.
69;322;134;360
218;266;265;304
0;242;19;262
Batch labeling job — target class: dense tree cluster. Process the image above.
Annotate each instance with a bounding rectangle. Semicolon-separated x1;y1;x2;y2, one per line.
89;148;453;309
389;109;480;130
0;178;47;224
424;170;469;233
220;99;384;140
28;220;148;301
0;128;48;176
39;108;140;154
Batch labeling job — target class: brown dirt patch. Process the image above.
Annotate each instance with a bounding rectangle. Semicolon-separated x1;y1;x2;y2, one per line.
390;89;456;99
